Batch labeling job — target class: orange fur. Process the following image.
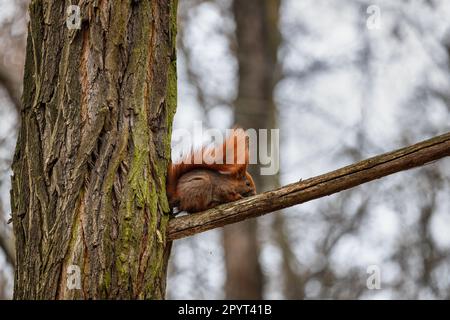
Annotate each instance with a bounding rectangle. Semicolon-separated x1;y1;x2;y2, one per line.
167;128;256;213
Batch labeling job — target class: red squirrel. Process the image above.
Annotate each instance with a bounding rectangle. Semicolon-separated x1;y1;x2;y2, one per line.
167;128;256;213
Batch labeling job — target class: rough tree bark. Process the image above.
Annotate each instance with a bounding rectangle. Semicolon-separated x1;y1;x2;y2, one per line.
11;0;177;299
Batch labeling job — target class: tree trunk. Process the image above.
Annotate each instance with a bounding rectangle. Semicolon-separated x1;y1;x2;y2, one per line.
223;0;280;300
11;0;177;299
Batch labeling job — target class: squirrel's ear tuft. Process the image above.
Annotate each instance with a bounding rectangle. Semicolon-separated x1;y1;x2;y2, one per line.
222;127;250;176
236;163;246;178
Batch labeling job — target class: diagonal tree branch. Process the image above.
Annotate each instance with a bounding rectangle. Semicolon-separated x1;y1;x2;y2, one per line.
168;132;450;241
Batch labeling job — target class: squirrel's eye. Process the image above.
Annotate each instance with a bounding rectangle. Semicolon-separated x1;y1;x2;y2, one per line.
246;180;251;187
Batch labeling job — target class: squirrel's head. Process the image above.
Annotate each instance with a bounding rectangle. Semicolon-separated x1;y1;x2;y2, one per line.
232;166;256;197
243;171;257;197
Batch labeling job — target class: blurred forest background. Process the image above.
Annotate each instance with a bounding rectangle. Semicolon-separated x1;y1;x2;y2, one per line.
1;0;450;299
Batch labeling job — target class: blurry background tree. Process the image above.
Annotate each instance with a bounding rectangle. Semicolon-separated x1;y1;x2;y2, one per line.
0;0;28;299
222;0;280;299
1;0;450;299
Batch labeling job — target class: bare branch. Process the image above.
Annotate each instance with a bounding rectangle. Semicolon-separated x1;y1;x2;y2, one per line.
168;132;450;241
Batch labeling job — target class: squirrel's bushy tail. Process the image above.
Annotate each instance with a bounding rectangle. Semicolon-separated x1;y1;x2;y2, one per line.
167;128;250;199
